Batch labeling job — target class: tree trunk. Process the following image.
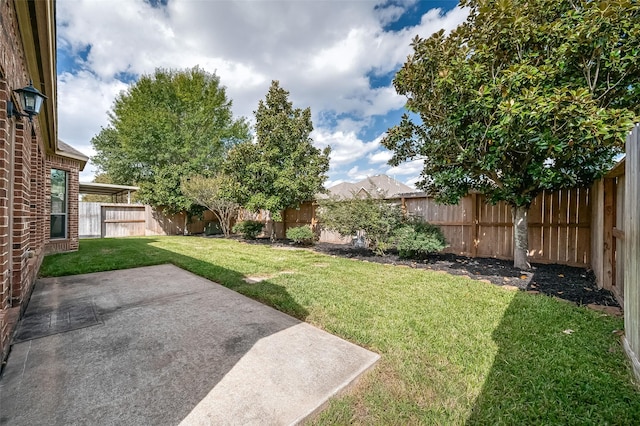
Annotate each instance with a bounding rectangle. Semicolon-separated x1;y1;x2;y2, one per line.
220;215;230;237
212;211;228;237
183;213;189;236
221;207;236;238
512;205;531;270
270;219;276;242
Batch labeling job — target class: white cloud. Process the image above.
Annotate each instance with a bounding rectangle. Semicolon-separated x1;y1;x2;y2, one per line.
57;71;129;182
404;175;420;189
312;129;381;167
368;150;394;164
56;0;468;183
324;178;345;188
347;165;380;182
375;4;410;27
57;71;128;155
386;159;424;176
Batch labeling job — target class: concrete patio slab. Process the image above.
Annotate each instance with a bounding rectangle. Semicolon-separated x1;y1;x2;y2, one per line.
0;264;379;425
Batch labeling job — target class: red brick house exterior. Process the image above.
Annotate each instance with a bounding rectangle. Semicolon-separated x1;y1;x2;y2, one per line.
1;0;87;363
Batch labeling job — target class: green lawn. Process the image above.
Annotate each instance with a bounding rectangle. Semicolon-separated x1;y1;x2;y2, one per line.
41;237;640;424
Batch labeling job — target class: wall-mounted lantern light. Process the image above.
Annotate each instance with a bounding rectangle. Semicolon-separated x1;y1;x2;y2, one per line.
7;80;47;122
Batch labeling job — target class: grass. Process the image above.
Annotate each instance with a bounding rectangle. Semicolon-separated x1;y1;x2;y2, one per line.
41;236;640;424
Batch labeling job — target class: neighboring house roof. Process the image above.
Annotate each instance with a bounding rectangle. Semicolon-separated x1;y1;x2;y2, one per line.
321;174;416;200
324;181;359;199
56;140;89;170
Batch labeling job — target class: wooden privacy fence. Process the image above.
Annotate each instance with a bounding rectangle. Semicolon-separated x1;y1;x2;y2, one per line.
590;159;625;303
623;124;640;380
81;184;601;269
281;188;592;267
79;202;312;239
79;203;216;238
397;189;591;267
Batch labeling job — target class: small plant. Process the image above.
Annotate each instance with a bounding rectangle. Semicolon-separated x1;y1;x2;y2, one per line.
286;226;315;245
232;220;265;239
394;219;447;259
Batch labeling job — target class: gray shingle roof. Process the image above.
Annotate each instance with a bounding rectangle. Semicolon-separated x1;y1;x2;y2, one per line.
57;139;89;161
321;174;416;200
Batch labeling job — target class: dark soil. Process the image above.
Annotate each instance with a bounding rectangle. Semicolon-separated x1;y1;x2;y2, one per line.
238;237;619;307
311;242;620;307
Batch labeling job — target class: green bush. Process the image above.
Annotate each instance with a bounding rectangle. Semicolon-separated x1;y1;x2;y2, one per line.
317;196;403;255
394;219;447;259
286;226;315;245
232;220;265;239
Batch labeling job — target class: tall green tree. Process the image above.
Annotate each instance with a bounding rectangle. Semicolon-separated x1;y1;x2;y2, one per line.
382;0;639;269
224;80;331;238
92;67;250;228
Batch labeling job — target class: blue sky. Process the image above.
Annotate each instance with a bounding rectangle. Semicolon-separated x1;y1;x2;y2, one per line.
56;0;467;187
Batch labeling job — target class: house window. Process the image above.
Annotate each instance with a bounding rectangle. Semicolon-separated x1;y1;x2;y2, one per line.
50;169;68;239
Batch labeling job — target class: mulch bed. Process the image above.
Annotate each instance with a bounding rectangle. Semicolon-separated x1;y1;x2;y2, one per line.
239;238;620;308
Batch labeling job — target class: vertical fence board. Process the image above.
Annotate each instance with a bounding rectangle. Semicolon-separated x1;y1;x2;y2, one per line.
548;191;559;263
529;195;543;260
591;181;605;287
542;191;552;263
577;187;591;266
476;196;491;257
559;191;569;263
616;176;625;296
624;124;640;380
569;189;577;262
78;202;101;238
504;202;513;259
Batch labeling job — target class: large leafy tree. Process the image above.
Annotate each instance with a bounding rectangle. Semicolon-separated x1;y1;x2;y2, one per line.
92;67;250;226
224;80;331;238
382;0;639;269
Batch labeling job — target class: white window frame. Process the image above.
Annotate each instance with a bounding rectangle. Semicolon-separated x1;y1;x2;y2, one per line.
50;168;68;240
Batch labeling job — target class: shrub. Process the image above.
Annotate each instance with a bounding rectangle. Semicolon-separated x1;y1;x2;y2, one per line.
232;220;265;239
286;226;315;245
317;195;403;255
394;219;447;259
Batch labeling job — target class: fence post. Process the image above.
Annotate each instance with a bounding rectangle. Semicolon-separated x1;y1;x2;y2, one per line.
100;205;105;238
471;193;478;258
282;210;286;238
603;178;616;290
624;124;640;381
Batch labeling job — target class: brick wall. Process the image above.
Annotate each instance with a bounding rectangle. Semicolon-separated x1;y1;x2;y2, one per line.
0;77;10;359
0;0;34;364
0;0;72;363
1;80;9;312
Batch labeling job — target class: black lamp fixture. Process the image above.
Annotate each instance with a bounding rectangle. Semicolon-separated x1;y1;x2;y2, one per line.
7;80;47;122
